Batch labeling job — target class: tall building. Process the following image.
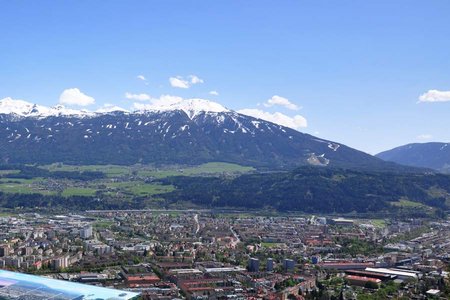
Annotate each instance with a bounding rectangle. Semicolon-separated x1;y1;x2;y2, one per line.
0;245;10;257
283;259;295;272
22;247;33;256
80;225;93;239
311;255;321;264
5;256;23;268
248;258;260;272
51;255;69;270
266;258;274;272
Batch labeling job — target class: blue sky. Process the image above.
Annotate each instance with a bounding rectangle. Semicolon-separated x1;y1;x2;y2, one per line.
1;1;449;154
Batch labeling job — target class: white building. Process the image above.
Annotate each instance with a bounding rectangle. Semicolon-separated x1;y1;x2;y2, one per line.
80;225;93;239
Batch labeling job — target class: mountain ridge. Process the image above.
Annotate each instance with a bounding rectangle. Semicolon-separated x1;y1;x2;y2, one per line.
377;142;450;173
0;97;230;119
0;98;416;171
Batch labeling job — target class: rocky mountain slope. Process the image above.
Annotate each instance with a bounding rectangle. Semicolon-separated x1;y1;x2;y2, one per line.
0;98;408;170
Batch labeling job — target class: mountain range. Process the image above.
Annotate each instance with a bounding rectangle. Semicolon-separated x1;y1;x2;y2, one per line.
1;98;449;214
377;142;450;173
0;98;404;170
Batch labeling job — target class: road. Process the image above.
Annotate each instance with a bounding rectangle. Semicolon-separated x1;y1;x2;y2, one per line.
194;214;200;235
230;226;241;247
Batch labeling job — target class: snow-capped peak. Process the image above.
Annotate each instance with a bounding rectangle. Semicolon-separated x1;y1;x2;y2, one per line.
0;97;42;116
0;98;97;118
164;99;230;118
135;98;230;119
46;104;95;117
96;105;129;113
0;97;229;119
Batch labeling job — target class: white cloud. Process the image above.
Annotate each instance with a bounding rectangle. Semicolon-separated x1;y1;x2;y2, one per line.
418;89;450;103
209;90;219;96
417;134;433;140
149;94;184;107
169;74;204;88
133;94;184;110
125;92;151;101
237;108;307;130
59;88;95;106
189;75;204;84
137;75;146;81
137;75;149;85
169;77;190;89
263;95;299;110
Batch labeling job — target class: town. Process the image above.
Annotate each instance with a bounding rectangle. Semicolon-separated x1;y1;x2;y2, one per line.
0;210;449;299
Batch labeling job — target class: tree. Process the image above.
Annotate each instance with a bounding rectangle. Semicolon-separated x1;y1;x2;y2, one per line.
365;281;379;290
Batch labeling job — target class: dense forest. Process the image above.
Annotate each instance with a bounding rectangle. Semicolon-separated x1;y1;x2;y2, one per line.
0;164;105;181
0;192;148;211
160;167;450;213
0;164;449;215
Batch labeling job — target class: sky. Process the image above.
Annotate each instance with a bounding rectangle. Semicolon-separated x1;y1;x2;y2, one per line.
1;1;449;154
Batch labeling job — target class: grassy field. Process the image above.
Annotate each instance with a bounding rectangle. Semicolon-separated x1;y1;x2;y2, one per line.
0;178;52;194
391;198;429;209
370;219;387;228
0;170;20;175
181;162;254;174
93;219;115;228
42;162;253;179
0;211;15;217
107;182;175;196
0;178;39;184
43;164;131;177
0;162;251;199
0;183;36;194
427;186;450;206
138;162;254;178
61;187;98;197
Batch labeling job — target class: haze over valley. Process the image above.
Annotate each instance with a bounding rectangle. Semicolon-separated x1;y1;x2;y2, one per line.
1;2;450;300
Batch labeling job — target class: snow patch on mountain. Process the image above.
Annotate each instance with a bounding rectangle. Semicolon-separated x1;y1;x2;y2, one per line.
134;98;230;119
0;97;233;122
0;98;95;118
313;138;341;152
0;98;308;135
